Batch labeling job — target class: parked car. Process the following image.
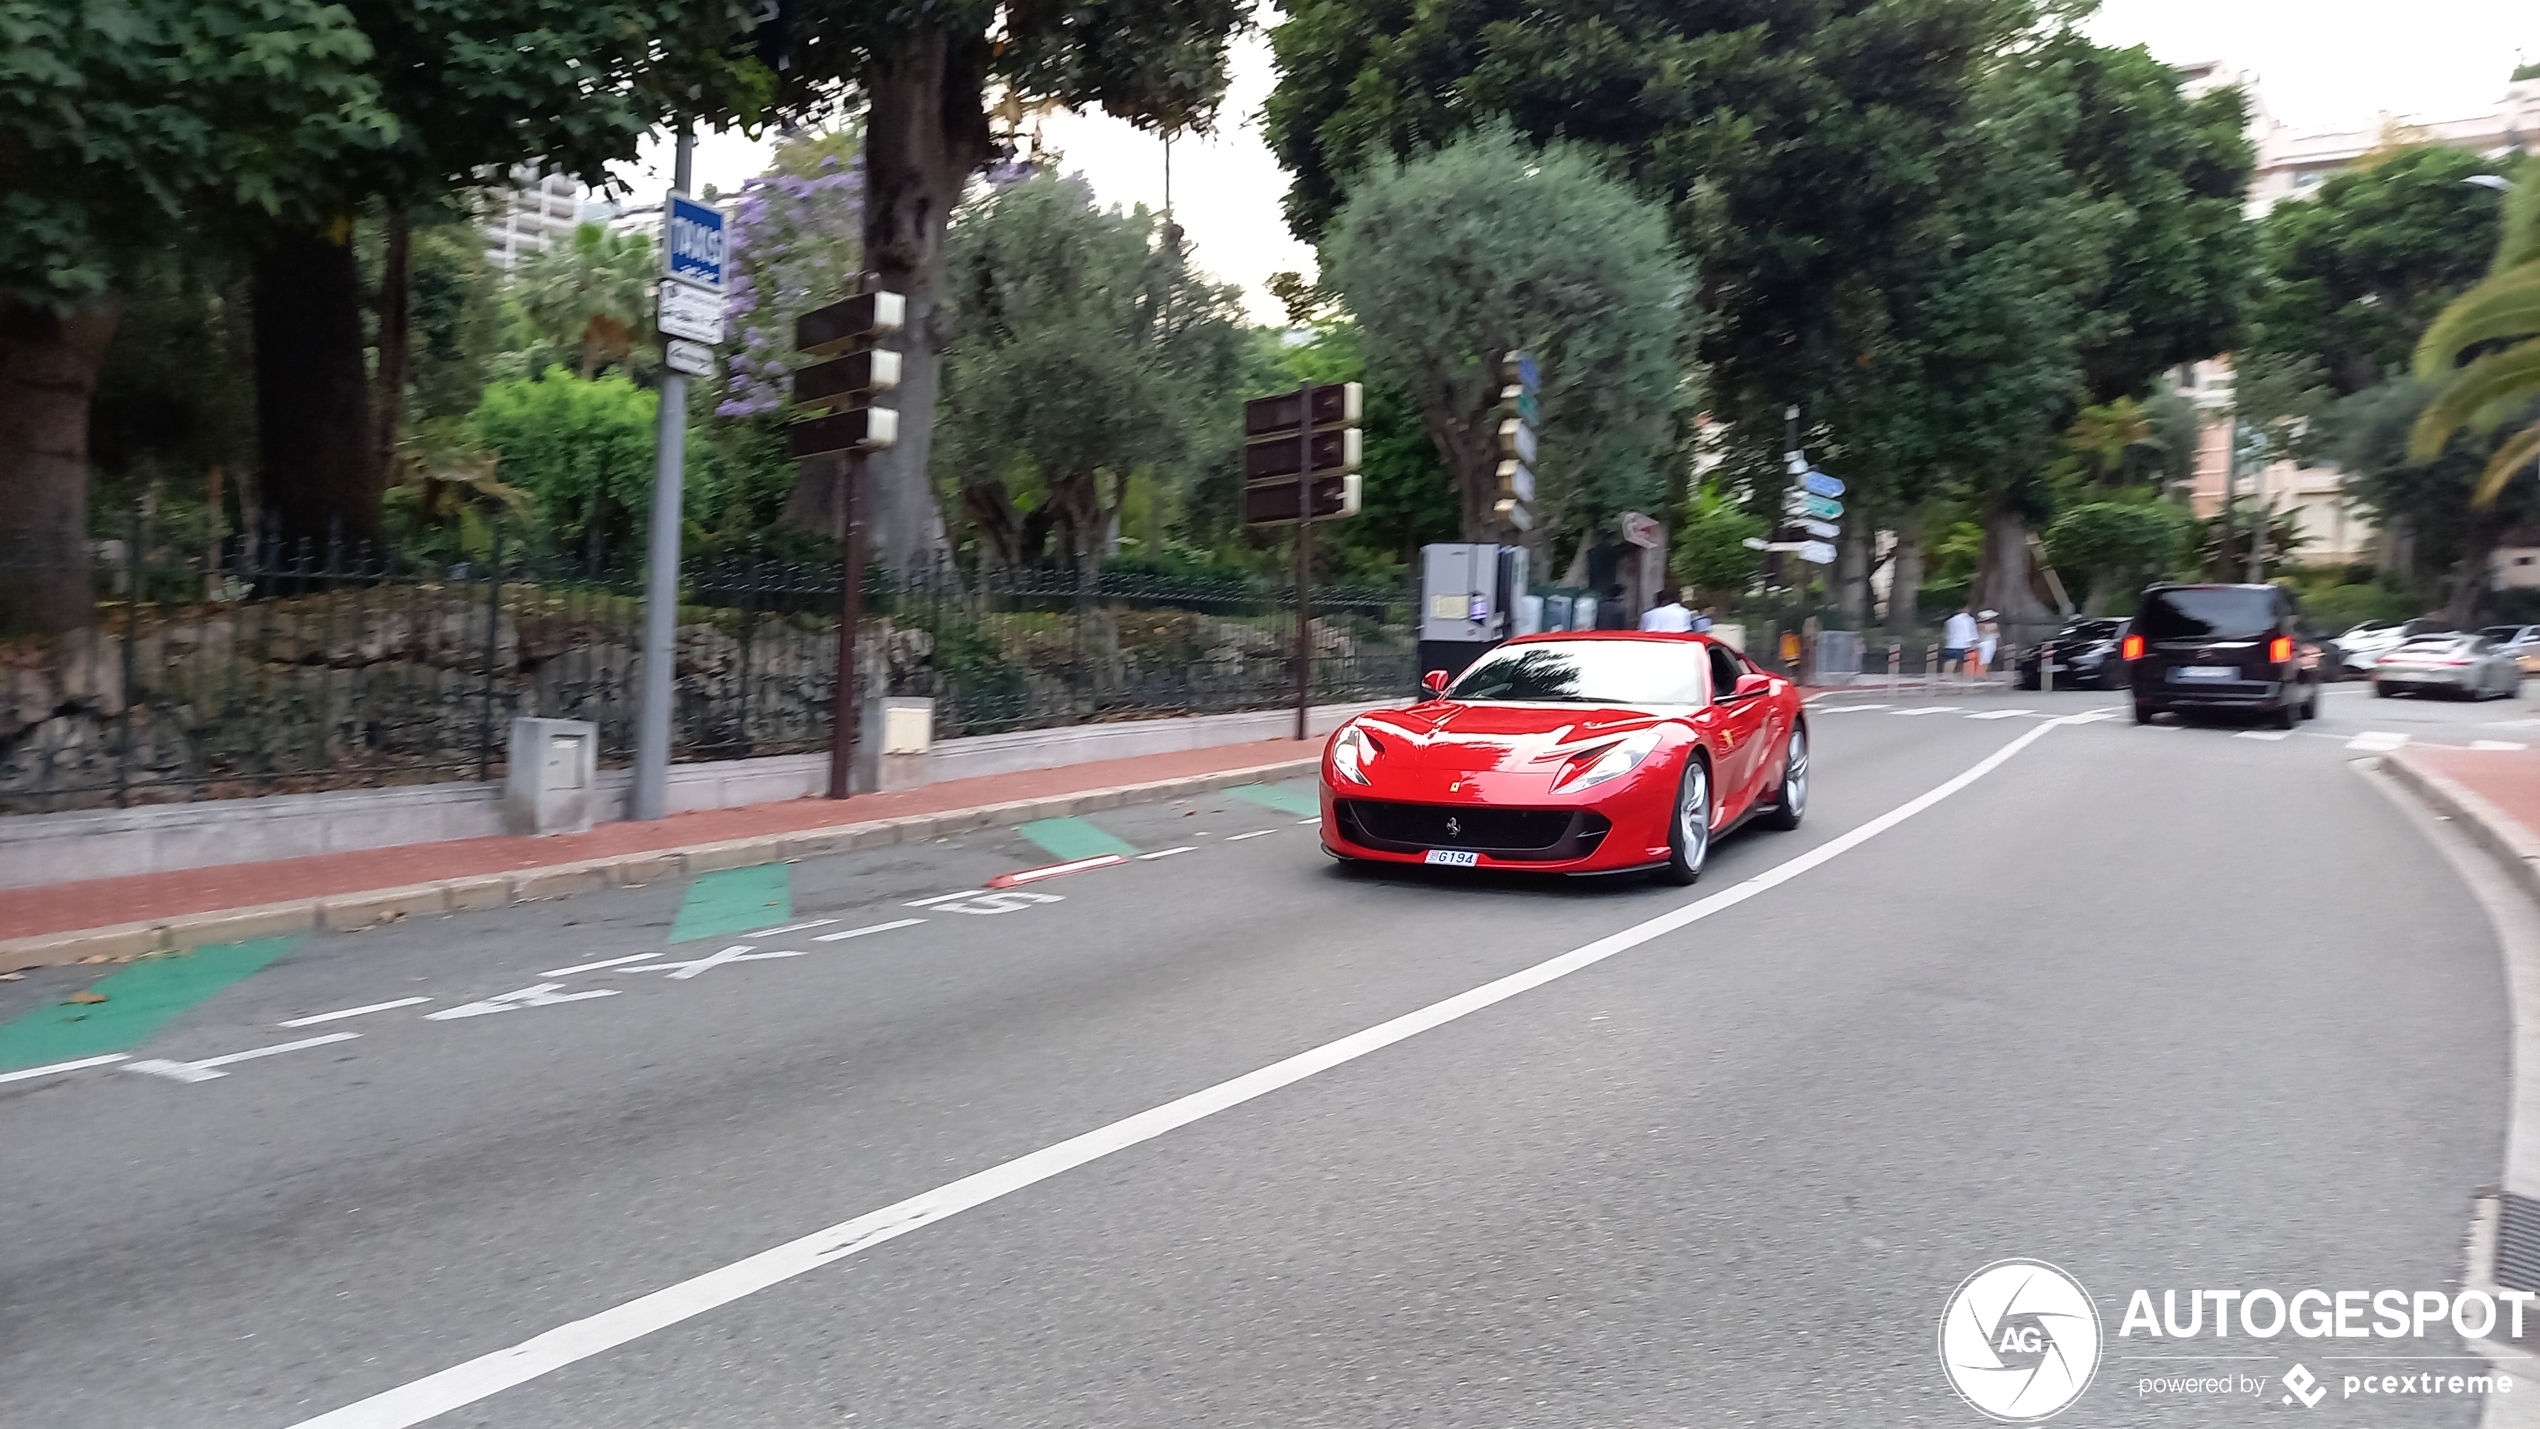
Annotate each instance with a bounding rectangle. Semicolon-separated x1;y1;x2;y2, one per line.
2373;633;2525;699
2334;617;2457;678
2016;619;2130;690
2481;624;2540;675
2126;583;2324;728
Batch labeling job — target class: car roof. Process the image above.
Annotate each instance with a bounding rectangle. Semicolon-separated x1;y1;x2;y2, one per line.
2143;582;2277;592
1498;630;1721;646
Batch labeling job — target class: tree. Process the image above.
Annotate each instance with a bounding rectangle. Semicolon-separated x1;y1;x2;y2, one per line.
1318;126;1692;552
2408;154;2540;505
512;223;656;380
1672;481;1764;605
761;0;1251;577
933;173;1247;583
0;0;389;633
2338;377;2540;621
2044;501;2189;613
2250;145;2511;396
470;369;719;562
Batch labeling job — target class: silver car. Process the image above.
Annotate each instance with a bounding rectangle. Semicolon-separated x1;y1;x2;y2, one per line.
2480;624;2540;675
2372;633;2525;699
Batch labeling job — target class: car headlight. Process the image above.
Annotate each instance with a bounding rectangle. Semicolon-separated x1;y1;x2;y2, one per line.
1551;727;1663;793
1329;723;1378;785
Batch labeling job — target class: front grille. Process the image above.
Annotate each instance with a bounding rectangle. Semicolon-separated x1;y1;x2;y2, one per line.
1335;800;1611;861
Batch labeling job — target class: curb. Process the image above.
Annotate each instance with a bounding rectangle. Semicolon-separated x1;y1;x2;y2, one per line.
0;756;1320;974
2380;751;2540;910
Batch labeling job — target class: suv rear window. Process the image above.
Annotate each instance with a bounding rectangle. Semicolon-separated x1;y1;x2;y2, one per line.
2137;588;2280;641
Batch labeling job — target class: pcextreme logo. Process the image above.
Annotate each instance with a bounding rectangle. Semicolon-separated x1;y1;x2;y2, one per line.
1938;1259;2103;1422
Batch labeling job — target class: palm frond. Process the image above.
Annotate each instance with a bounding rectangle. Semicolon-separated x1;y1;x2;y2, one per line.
2412;265;2540;377
2410;338;2540;461
2473;420;2540;507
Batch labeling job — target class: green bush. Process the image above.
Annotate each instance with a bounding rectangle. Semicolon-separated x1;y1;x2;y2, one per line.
2296;581;2419;632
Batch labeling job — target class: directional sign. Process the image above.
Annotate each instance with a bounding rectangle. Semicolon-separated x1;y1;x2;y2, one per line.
1495;497;1534;532
663;193;728;291
656;279;724;344
1244;472;1361;525
1796;540;1838;565
1795;517;1840;540
1621;511;1663;549
1497;417;1537;466
1802;469;1845;498
795;291;907;356
792;348;903;412
1496;459;1534;504
1781;492;1843;521
1500;385;1541;425
1243;382;1361;437
1759;540;1812;553
663;338;714;378
1742;537;1771;550
1502;351;1540;392
785;404;899;458
1244;427;1362;480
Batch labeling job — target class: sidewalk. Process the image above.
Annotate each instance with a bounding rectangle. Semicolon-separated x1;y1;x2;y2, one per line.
0;739;1325;972
2384;745;2540;907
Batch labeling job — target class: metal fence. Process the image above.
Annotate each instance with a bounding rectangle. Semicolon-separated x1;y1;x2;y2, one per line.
0;536;1413;815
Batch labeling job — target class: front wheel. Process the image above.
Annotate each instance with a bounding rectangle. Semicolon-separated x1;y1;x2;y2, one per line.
2133;700;2155;725
1758;726;1808;831
1654;755;1711;886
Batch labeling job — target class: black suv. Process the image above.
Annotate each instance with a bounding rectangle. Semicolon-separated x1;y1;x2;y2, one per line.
2127;583;2323;728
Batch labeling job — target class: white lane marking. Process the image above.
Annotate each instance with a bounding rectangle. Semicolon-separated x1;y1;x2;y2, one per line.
284;713;2076;1429
988;853;1128;887
1295;817;1321;826
811;918;926;943
2484;718;2540;729
745;918;837;937
0;1053;128;1085
1226;830;1276;842
905;890;987;908
540;953;660;978
1890;706;1959;716
280;997;432;1027
2064;707;2123;724
1963;708;2037;720
2348;730;2411;752
2474;740;2531;751
2234;729;2293;742
934;890;1064;916
1812;703;1890;713
426;984;619;1020
621;945;806;980
125;1033;359;1083
1136;847;1196;860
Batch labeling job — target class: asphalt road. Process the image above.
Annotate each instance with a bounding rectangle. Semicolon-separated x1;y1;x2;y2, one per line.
1;684;2528;1427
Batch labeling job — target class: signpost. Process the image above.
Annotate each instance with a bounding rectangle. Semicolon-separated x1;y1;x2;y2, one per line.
1495;351;1539;532
663;338;714;378
1243;380;1364;737
657;280;725;345
789;278;907;800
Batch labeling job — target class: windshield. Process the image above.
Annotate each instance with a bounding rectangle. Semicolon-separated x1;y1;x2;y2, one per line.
2484;626;2525;643
2138;587;2279;641
1447;640;1708;705
2056;620;2124;643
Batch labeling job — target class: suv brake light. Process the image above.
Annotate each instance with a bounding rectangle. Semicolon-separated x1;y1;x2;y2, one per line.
2268;635;2293;663
2121;634;2144;660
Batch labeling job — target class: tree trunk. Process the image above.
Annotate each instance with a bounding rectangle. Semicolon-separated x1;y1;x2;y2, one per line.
1887;506;1926;634
1836;519;1870;627
375;206;412;488
1974;504;2053;624
2082;568;2113;617
0;295;117;636
253;223;381;554
2448;517;2499;626
782;27;992;578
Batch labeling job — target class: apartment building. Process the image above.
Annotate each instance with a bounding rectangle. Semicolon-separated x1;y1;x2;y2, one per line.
479;166;601;273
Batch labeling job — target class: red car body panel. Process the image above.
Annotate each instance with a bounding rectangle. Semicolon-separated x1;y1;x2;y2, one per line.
1318;632;1806;874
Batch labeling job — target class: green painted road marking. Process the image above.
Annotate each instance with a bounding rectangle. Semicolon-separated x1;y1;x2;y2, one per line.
670;863;792;944
0;937;303;1073
1228;782;1319;817
1017;816;1138;862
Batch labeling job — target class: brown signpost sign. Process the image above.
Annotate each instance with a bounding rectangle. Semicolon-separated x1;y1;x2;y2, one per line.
1241;380;1365;740
1242;427;1362;482
791;349;902;412
795;291;906;357
1243;381;1362;438
1243;472;1362;525
785;404;898;459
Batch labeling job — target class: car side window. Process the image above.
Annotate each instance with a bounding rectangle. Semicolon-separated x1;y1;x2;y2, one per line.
1707;644;1743;704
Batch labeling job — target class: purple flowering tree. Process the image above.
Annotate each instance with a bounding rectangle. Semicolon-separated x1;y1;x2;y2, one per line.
717;136;867;422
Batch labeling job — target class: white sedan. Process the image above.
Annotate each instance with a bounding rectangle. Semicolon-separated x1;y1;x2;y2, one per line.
2372;634;2525;699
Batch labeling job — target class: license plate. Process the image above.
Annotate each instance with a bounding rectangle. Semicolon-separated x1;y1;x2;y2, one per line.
1422;849;1479;867
2172;665;2237;682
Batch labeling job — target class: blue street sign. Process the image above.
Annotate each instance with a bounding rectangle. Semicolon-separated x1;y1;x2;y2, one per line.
1802;469;1845;498
1518;354;1540;392
664;192;729;291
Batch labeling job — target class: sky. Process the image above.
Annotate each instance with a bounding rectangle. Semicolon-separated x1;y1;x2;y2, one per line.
616;1;2540;326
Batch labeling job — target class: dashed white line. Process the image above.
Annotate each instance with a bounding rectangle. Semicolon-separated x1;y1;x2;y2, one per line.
541;953;662;978
1226;830;1276;842
1812;704;1890;713
2234;729;2292;742
1890;706;1960;716
744;918;838;937
621;944;804;980
1295;817;1321;826
283;711;2084;1429
125;1032;359;1083
2347;731;2411;752
0;1053;128;1085
905;890;987;908
811;917;926;942
1136;847;1196;860
280;997;433;1027
1965;709;2035;720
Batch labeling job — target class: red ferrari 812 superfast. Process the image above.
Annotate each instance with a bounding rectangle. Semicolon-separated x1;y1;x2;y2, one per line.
1319;632;1809;884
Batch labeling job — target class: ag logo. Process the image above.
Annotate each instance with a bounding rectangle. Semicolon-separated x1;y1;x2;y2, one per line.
1938;1259;2102;1422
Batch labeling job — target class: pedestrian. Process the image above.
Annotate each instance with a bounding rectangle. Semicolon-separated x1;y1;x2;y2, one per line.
1595;583;1630;630
1693;605;1716;634
1640;586;1694;632
1943;603;1977;678
1975;609;2001;679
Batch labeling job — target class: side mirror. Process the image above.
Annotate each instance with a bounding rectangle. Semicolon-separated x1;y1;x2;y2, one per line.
1726;672;1774;701
1420;670;1451;697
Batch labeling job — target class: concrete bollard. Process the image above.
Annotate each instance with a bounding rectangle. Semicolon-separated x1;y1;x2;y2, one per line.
504;717;598;835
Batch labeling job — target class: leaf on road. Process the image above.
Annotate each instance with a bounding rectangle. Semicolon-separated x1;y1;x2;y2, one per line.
66;990;107;1004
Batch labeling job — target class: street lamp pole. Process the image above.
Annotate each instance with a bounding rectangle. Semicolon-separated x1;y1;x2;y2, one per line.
632;124;695;822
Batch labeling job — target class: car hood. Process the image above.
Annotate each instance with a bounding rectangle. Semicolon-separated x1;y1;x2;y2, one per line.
1351;702;1681;777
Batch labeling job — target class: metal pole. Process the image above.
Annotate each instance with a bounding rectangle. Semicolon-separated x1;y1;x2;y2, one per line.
631;124;695;821
829;450;865;799
1295;379;1313;740
2219;404;2239;582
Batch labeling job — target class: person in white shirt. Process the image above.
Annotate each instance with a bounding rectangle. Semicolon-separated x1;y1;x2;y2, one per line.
1944;605;1978;674
1640;587;1695;633
1975;609;2001;676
